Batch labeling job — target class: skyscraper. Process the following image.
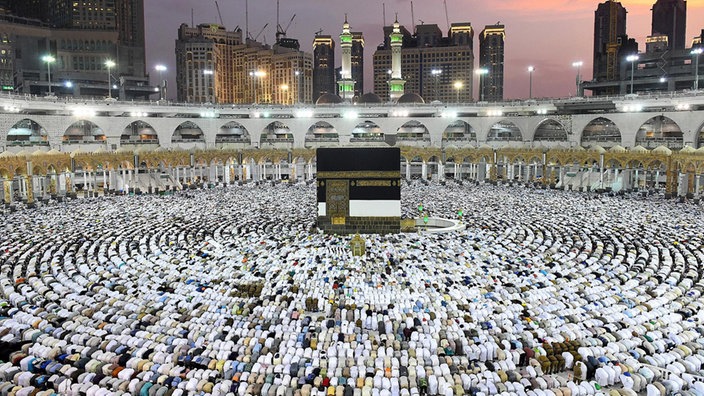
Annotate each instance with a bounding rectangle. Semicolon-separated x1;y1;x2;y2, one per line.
351;32;364;97
593;1;627;82
313;35;335;102
651;0;686;50
479;24;505;102
4;0;49;21
176;23;312;105
115;0;146;78
176;23;243;103
373;22;474;103
0;0;150;98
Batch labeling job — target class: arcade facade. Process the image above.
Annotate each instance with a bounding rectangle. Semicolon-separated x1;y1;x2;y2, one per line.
1;93;704;205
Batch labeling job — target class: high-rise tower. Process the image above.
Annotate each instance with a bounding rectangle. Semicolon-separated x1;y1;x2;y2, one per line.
337;16;356;102
313;35;335;102
351;32;364;97
479;24;505;102
651;0;686;50
593;1;627;82
388;18;406;102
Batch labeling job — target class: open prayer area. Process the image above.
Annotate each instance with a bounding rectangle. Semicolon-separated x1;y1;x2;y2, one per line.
1;182;704;396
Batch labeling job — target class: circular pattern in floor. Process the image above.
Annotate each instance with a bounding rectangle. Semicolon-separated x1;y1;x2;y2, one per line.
1;183;703;396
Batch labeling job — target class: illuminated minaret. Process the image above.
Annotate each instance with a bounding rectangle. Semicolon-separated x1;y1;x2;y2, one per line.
337;15;356;101
388;17;406;102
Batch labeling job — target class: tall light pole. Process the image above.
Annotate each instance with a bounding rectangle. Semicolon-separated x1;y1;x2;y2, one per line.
476;68;488;102
105;59;116;99
203;69;214;103
453;81;463;103
692;48;703;91
42;55;55;95
528;66;535;99
626;54;639;94
294;70;301;104
431;69;442;101
280;84;289;104
249;70;266;104
572;61;583;96
155;64;167;100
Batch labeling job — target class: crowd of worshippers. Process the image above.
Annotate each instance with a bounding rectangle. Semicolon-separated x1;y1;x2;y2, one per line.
0;182;703;396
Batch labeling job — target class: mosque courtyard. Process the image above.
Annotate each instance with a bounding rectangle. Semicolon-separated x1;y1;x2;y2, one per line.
0;182;703;396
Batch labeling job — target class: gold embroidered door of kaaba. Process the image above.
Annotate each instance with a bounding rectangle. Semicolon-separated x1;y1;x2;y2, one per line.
326;179;349;223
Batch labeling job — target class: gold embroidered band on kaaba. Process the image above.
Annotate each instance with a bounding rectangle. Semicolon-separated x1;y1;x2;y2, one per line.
317;171;400;179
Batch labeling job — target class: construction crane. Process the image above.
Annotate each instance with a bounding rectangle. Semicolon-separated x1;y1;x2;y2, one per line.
214;1;224;26
249;23;268;42
275;0;296;44
411;1;415;34
605;0;620;84
443;0;450;32
314;28;324;36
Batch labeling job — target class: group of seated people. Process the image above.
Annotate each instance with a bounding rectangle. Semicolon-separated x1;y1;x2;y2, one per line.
0;181;703;396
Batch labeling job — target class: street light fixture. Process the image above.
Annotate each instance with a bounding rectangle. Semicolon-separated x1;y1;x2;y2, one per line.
527;66;535;99
155;64;167;100
431;69;442;101
249;70;266;104
453;81;463;103
280;84;289;104
475;68;488;102
626;54;639;94
691;48;703;91
42;55;56;95
572;61;583;96
203;70;214;103
294;70;301;104
105;59;116;99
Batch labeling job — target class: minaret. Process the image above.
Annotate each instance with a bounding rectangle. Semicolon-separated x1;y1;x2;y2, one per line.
388;17;406;102
338;15;356;101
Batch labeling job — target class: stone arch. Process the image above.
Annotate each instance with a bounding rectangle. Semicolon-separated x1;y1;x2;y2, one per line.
627;159;645;169
533;119;568;141
64;120;105;143
261;121;293;144
581;117;621;148
635;115;683;149
7;119;49;146
121;120;159;144
217;121;251;144
172;121;205;143
696;121;704;148
305;121;339;143
397;120;430;141
443;120;476;143
351;120;384;141
488;121;522;142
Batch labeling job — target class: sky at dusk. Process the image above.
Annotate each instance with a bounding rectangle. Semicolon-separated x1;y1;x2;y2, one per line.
145;0;704;101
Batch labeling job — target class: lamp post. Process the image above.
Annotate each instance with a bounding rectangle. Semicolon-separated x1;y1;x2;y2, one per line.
294;70;301;104
249;70;266;104
203;69;214;103
572;61;583;96
431;69;442;101
453;81;463;103
528;66;535;99
692;48;703;91
105;59;116;99
626;54;639;94
42;55;55;95
280;84;289;104
475;68;488;102
155;64;167;100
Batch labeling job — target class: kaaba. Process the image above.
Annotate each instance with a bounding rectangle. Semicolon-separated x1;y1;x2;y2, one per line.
317;148;401;234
